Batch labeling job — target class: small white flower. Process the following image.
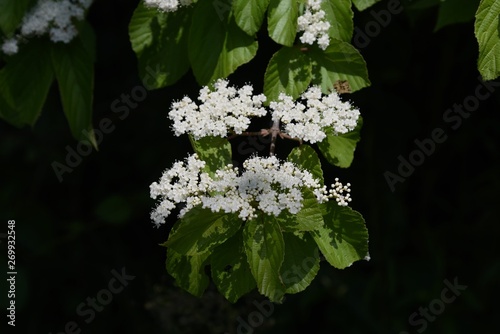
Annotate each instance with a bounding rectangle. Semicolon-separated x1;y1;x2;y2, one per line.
2;0;93;55
168;79;267;139
149;155;347;227
143;0;193;12
297;0;331;50
1;38;19;55
329;178;352;206
270;86;360;144
149;153;208;227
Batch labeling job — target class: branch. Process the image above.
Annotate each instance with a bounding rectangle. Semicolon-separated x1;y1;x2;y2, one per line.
269;119;280;156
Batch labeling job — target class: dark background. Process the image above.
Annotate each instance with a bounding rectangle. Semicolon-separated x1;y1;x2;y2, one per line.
1;0;499;333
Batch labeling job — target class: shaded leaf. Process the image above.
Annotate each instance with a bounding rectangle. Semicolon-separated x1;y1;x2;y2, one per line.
309;39;370;93
267;0;298;46
351;0;382;11
0;39;53;127
166;248;210;297
189;135;232;176
0;0;36;35
211;230;256;302
264;47;312;103
287;145;324;185
310;201;369;269
322;0;354;42
189;0;258;85
317;116;363;168
129;2;192;88
277;189;324;232
435;0;480;31
281;233;320;294
52;34;97;147
243;214;286;302
233;0;270;36
166;206;241;255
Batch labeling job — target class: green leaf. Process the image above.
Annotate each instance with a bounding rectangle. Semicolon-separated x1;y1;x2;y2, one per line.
166;248;210;297
281;233;320;294
166;206;241;255
267;0;298;46
79;22;97;63
189;135;232;176
189;0;258;85
287;145;324;185
296;189;325;230
317;116;363;168
435;0;480;31
475;0;500;80
351;0;382;11
263;47;312;103
310;201;369;269
211;231;256;302
51;35;96;147
322;0;354;42
276;189;325;232
0;39;53;127
309;40;371;93
233;0;270;36
0;0;36;35
129;2;192;88
243;214;286;303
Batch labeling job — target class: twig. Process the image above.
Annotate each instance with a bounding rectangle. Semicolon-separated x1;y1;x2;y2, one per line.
269;119;280;156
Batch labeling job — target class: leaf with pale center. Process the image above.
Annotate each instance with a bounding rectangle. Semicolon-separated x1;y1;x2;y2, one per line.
233;0;270;36
243;214;286;303
267;0;298;46
166;206;241;256
166;248;210;297
189;135;232;176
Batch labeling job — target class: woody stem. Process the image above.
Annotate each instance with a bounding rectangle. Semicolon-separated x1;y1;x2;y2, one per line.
269;119;280;156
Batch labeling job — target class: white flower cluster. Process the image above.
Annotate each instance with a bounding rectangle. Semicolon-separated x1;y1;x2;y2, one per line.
297;0;331;50
270;86;360;143
1;0;92;55
149;154;344;227
330;178;352;206
143;0;193;12
168;79;267;139
150;154;208;225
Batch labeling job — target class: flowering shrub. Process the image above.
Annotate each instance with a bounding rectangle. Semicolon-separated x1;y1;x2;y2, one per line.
1;0;499;303
150;79;367;303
